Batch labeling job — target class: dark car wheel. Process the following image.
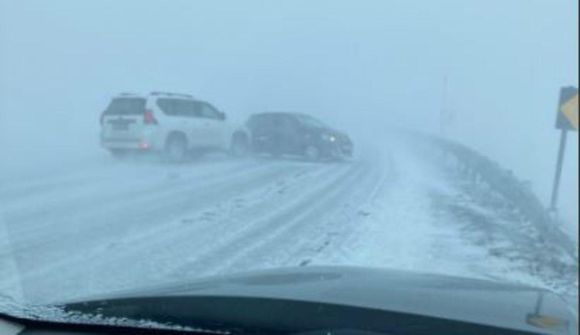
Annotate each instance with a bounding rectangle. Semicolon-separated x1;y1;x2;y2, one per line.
267;138;283;158
230;133;250;157
304;145;321;161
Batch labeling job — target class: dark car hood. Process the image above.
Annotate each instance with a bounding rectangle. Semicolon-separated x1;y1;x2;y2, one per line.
307;125;338;135
311;127;351;141
70;266;576;334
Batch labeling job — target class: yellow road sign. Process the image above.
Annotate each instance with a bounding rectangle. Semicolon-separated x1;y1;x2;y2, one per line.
560;93;578;130
556;87;578;130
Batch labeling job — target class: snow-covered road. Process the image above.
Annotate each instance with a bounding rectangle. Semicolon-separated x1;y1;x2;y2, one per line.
0;152;382;303
0;145;577;311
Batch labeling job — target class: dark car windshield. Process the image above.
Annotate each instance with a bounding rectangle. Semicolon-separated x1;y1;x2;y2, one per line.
295;114;328;128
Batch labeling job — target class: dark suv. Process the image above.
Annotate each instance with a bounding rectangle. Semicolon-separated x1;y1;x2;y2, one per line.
235;112;353;160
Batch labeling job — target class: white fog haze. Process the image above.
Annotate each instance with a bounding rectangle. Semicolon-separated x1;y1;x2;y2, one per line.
0;0;578;328
1;1;577;226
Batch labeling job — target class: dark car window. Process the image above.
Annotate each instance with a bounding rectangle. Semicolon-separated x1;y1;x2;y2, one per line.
247;115;263;129
295;114;327;128
248;114;301;131
248;114;277;131
280;115;299;130
105;98;146;115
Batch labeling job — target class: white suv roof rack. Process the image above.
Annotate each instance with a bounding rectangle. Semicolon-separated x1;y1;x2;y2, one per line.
117;92;142;97
150;91;194;99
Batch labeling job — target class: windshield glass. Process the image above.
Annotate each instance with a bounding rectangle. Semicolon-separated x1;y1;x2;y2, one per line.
0;0;577;332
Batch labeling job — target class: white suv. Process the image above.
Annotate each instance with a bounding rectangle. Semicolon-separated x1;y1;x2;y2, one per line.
100;92;232;161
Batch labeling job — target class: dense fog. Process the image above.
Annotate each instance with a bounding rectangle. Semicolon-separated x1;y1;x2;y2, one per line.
1;1;578;235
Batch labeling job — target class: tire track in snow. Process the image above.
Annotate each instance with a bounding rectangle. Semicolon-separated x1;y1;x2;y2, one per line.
2;160;330;302
3;159;273;240
262;158;389;269
169;160;367;279
0;154;243;196
72;162;350;295
1;158;261;219
205;159;382;275
6;161;294;257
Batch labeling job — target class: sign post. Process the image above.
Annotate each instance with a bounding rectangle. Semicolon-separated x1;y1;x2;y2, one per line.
550;129;568;211
549;86;578;212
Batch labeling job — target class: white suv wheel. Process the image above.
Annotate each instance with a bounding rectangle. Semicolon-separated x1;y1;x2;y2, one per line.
165;137;187;162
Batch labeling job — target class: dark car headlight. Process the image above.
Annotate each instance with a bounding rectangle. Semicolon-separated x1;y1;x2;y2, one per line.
321;133;337;142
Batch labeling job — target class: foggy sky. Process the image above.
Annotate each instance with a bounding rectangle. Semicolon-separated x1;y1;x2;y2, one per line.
0;0;578;236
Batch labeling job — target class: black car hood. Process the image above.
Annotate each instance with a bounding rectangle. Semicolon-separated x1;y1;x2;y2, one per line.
313;127;348;138
67;266;576;334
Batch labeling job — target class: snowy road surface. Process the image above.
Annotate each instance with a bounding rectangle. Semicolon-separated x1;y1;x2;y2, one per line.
0;145;577;311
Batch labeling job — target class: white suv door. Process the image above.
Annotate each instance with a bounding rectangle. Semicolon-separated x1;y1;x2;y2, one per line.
198;102;228;149
156;98;205;148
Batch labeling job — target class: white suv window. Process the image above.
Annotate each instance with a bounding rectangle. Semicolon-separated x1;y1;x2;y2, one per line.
157;98;200;118
105;98;146;116
199;102;221;120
